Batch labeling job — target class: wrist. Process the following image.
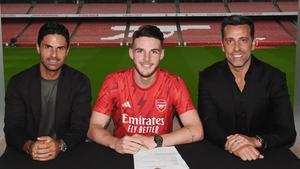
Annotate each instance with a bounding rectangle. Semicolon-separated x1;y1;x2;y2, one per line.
58;139;67;152
153;134;163;148
109;137;118;150
253;136;262;148
23;140;34;155
255;135;267;150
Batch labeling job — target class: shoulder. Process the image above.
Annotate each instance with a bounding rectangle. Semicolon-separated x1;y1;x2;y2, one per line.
253;57;285;78
254;57;284;74
159;69;188;88
62;65;90;83
103;68;131;82
160;69;182;81
96;68;131;91
199;60;225;81
8;64;39;85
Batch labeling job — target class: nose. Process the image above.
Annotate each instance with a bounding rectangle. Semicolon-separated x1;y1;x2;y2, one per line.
234;42;240;51
51;48;58;57
144;52;150;62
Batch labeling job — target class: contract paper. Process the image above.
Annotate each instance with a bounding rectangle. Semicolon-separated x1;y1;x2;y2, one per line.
134;146;189;169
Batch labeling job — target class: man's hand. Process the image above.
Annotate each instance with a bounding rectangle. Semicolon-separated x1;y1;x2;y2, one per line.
225;134;261;153
24;136;61;161
110;135;145;154
225;134;264;161
132;134;157;150
233;145;264;161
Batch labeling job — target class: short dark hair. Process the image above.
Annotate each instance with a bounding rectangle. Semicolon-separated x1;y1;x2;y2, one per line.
221;15;255;40
37;22;70;47
132;25;164;47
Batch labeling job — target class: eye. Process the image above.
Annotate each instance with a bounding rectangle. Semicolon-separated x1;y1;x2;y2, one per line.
44;45;52;49
240;38;249;43
225;39;234;45
151;50;159;55
135;49;143;53
57;46;66;51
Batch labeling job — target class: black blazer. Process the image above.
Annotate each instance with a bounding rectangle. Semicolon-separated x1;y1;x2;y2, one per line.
198;57;296;149
4;64;91;151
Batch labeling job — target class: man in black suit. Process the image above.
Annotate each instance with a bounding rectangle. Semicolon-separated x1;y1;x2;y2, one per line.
4;22;91;161
198;15;296;161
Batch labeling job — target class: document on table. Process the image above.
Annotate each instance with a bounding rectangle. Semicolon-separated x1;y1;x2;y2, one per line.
133;146;189;169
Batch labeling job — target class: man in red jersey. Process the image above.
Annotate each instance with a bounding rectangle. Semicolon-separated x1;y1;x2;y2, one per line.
88;25;204;154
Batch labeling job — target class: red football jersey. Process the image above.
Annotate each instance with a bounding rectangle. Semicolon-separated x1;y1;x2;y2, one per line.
93;68;195;138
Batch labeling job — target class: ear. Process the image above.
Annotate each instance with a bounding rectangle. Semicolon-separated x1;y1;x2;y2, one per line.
129;47;133;60
160;49;165;60
66;47;70;56
251;39;256;51
221;42;225;52
36;43;40;54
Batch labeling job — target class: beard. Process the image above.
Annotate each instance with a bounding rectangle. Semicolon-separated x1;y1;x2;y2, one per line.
227;55;251;69
40;57;63;72
134;63;159;78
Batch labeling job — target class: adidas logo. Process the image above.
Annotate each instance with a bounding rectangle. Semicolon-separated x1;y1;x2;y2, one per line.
122;101;131;108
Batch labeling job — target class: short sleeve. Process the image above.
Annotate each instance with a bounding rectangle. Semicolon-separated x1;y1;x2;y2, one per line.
93;75;117;115
172;77;195;115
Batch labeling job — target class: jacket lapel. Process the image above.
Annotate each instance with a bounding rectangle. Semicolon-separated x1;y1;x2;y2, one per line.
221;61;236;130
30;65;42;131
243;56;258;130
54;65;68;133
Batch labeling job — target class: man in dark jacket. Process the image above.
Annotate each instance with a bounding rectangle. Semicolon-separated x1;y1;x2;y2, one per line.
198;15;296;161
4;22;91;161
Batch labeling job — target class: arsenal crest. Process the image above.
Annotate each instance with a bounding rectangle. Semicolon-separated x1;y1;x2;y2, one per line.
155;99;167;112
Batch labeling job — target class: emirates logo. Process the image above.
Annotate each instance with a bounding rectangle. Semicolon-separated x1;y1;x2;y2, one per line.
155;99;167;112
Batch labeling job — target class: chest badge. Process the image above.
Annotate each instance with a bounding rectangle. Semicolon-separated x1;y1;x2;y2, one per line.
155;99;167;112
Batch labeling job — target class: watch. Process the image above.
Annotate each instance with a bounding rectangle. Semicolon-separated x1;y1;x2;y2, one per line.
256;135;267;150
154;135;163;148
59;142;67;152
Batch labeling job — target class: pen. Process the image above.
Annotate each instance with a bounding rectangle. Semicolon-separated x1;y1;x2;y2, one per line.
131;141;149;150
140;143;149;150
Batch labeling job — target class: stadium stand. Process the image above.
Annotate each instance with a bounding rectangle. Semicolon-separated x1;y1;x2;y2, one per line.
277;0;298;12
179;2;226;13
180;20;221;46
80;3;127;14
228;2;277;12
0;0;297;47
255;20;295;46
0;3;31;14
71;22;127;46
1;22;27;46
180;19;296;47
278;20;297;39
16;22;76;47
84;0;126;2
130;2;176;13
30;4;79;14
1;0;31;3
